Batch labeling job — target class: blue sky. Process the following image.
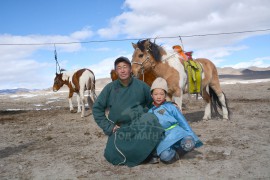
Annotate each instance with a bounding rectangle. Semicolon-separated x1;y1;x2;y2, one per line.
0;0;270;89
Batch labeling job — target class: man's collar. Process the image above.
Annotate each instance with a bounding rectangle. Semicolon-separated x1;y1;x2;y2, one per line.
118;77;133;87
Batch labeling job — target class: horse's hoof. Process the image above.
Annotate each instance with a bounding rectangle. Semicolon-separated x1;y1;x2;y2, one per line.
202;118;209;122
222;118;228;121
70;110;77;113
202;116;211;121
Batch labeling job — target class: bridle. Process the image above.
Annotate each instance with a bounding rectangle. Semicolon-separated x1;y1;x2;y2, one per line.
131;47;157;81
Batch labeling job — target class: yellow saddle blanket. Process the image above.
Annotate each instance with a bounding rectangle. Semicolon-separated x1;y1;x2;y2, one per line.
183;60;203;94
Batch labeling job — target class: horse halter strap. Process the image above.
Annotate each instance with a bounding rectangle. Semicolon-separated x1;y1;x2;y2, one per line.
132;57;148;81
131;49;147;81
131;53;151;67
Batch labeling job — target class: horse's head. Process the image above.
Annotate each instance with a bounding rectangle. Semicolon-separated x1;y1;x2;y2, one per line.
131;39;164;77
53;73;64;92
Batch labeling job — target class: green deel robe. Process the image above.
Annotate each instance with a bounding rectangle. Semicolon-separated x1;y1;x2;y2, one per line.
93;77;164;167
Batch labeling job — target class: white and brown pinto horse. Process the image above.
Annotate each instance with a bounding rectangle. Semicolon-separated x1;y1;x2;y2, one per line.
131;39;230;120
53;68;97;117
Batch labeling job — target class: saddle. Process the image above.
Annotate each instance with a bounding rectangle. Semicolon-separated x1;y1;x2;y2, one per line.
172;45;203;94
184;51;193;60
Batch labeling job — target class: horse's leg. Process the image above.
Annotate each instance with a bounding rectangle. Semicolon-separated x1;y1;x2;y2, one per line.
166;75;183;110
92;88;97;101
173;95;183;111
69;91;76;113
201;86;211;120
218;93;229;120
196;59;211;120
79;90;86;118
76;93;82;113
170;87;183;111
210;81;229;120
89;82;96;102
198;58;229;120
87;90;94;114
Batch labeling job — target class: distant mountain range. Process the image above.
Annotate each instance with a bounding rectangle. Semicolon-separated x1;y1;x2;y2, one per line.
1;67;269;94
217;66;270;80
0;88;39;95
217;66;270;75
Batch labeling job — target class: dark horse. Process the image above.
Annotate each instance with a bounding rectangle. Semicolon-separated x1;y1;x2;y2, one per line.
131;39;230;120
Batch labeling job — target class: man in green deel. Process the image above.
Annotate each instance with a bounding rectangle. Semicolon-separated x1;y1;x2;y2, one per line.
92;56;164;167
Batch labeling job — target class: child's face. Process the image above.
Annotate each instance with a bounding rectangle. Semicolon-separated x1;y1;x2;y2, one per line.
151;88;166;105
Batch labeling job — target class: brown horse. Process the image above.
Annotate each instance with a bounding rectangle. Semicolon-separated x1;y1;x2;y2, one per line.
131;39;229;120
110;69;156;87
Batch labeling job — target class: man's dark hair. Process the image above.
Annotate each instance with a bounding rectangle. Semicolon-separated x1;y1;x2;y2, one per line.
114;56;131;69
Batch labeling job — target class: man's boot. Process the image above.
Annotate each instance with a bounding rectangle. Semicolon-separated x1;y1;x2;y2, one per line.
142;150;159;164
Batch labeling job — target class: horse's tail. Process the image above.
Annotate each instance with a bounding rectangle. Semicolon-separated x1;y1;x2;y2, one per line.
209;87;230;119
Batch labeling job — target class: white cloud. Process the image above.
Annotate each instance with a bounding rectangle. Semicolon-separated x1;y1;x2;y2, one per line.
1;1;270;89
0;58;54;89
96;0;270;74
98;0;270;49
193;45;248;66
0;27;94;89
0;27;94;54
228;56;270;69
70;27;94;40
89;58;115;79
88;54;133;79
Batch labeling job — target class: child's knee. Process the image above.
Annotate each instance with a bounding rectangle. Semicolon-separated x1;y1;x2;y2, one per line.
160;148;179;164
180;135;195;151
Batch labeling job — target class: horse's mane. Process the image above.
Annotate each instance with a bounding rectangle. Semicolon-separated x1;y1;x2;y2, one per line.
60;68;66;73
136;39;162;62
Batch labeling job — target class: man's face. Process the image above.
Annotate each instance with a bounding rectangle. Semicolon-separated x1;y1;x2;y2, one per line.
115;62;131;80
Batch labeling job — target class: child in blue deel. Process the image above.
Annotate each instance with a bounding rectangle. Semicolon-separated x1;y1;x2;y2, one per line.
148;77;203;164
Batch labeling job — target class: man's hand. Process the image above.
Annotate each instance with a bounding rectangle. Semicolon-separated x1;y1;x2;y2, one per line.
112;125;120;133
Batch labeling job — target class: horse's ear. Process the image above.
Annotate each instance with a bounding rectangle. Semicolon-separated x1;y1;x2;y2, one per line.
132;43;137;49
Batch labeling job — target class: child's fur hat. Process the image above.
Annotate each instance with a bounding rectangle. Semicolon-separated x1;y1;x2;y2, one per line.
150;77;168;93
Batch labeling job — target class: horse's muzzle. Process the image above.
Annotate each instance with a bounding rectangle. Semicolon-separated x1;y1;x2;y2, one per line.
52;88;58;92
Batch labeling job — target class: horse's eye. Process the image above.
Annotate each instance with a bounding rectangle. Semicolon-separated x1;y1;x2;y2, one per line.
138;54;144;58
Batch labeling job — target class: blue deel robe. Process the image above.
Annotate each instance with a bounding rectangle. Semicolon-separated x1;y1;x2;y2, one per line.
148;101;203;155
